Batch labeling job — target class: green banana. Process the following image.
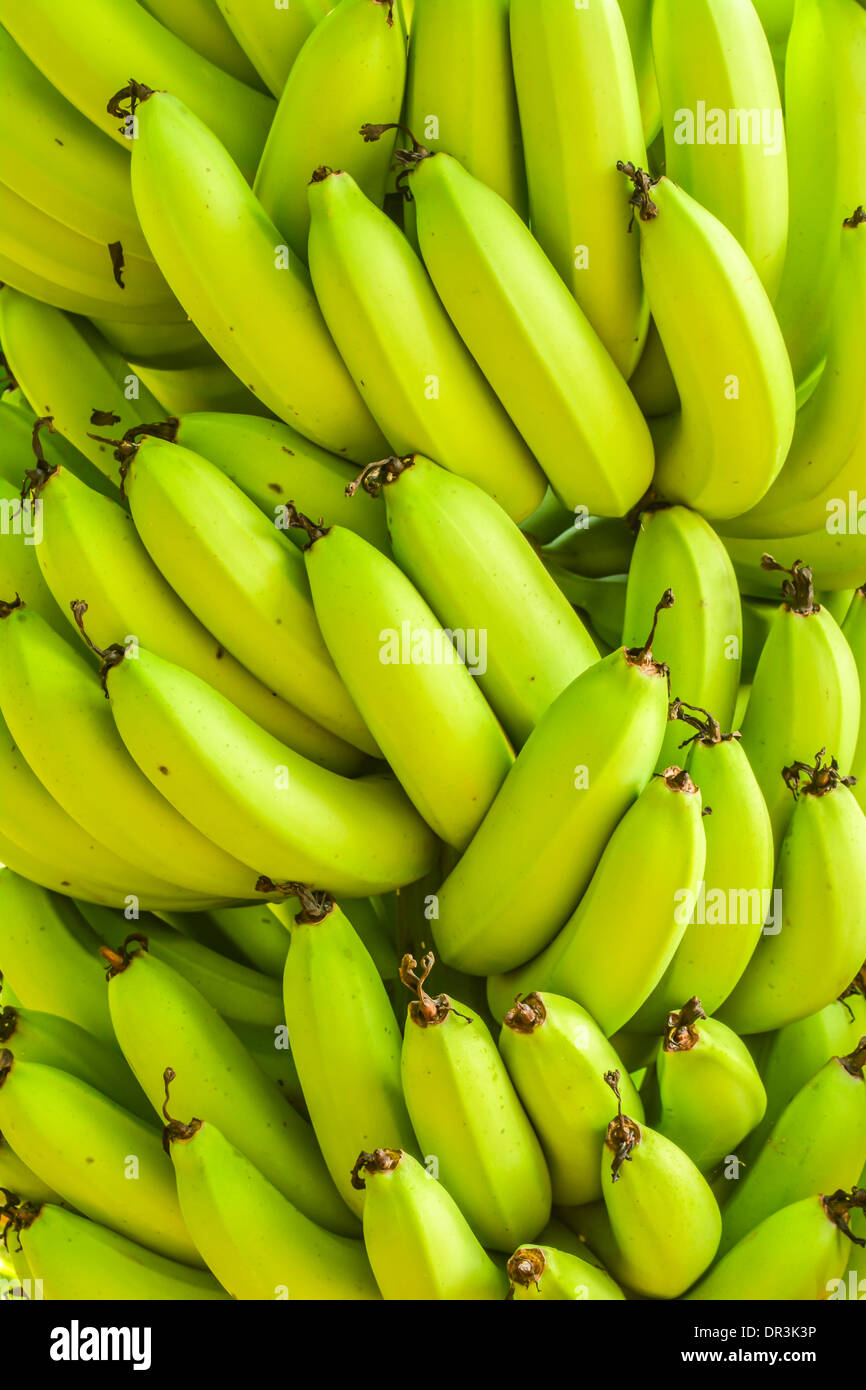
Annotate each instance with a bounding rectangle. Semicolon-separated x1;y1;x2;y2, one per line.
688;1190;865;1301
163;1098;379;1300
510;0;648;377
255;0;406;261
0;1052;201;1266
628;317;680;420
506;1244;624;1302
622;505;742;768
399;952;552;1251
137;0;266;88
395;143;654;516
741;596;778;681
281;887;417;1215
717;1039;866;1256
618;0;661;144
306;167;545;522
124;88;386;461
208;904;290;978
722;526;866;597
129;357;268;420
738;559;861;853
432;595;673;976
843;588;866;812
599;1070;722;1297
352;1147;508;1300
719;754;866;1034
520;490;576;547
0;1132;61;1207
621;166;796;520
14;1203;228;1301
0;395;118;500
541;516;636;581
544;571;628;656
0;250;180;323
90;316;215;371
214;0;323;97
498;992;644;1206
0;477;72;644
227;1021;306;1117
102;934;356;1235
0;0;275;179
488;766;706;1032
350;455;598;748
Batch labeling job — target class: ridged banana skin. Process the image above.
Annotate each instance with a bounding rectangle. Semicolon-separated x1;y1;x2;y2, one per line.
0;1133;62;1206
618;0;661;144
0;823;194;912
601;1124;722;1298
410;153;654;517
499;994;645;1206
844;590;866;811
622;507;742;767
401;999;552;1251
510;0;648;378
106;647;438;896
254;0;406;262
404;0;527;221
174;412;390;553
772;0;866;389
717;1049;866;1256
130;357;268;420
19;1205;228;1301
0;28;150;258
688;1195;851;1301
359;1151;507;1300
652;0;788;299
124;436;377;757
723;526;866;597
137;0;266;89
0;1058;202;1266
488;772;706;1032
34;467;357;769
638;177;796;520
378;455;599;748
129;94;387;463
0;479;74;644
304;525;513;849
214;0;323;97
0;605;261;900
0;252;176;325
106;947;356;1237
507;1245;625;1301
169;1124;379;1300
0;0;275;179
434;645;669;975
1;1007;152;1124
90;316;215;371
307;170;545;523
718;785;866;1034
282;901;417;1215
738;604;861;853
724;215;866;540
654;1016;767;1172
629;735;774;1024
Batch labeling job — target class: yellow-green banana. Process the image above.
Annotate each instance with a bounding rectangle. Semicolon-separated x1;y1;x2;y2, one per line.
541;516;636;581
214;0;323;97
510;0;648;377
628;317;680;419
129;357;267;420
0;395;118;500
618;0;661;144
843;588;866;812
0;478;73;643
399;952;552;1251
0;1133;61;1207
294;511;513;849
306;167;544;522
622;166;796;520
255;0;406;261
722;527;866;597
90;316;215;371
137;0;266;88
545;571;628;656
506;1244;624;1302
352;1147;508;1300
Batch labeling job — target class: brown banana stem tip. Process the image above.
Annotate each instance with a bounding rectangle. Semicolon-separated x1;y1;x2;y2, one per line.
0;1049;13;1089
669;698;739;749
760;556;819;615
660;766;699;795
663;997;707;1053
624;590;674;686
823;1188;866;1246
349;1147;402;1191
106;80;155;123
502;993;547;1035
160;1067;202;1154
839;1037;866;1080
604;1069;641;1181
0;1007;18;1045
69;600;128;697
0;595;24;621
98;932;149;978
782;750;857;801
618;162;660;228
399;951;463;1027
843;207;866;229
20;416;60;500
360;122;431;199
506;1247;546;1294
345;455;414;500
283;503;330;547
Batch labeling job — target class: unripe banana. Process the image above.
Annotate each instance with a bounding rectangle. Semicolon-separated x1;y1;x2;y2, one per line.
433;595;673;976
541;516;635;581
627;317;679;420
618;0;661;144
306;167;545;523
544;571;628;656
721;526;866;597
0;395;117;500
89;316;215;371
163;1101;379;1300
137;0;266;89
506;1244;624;1302
0;1133;62;1207
843;588;866;813
214;0;323;97
0;477;73;643
208;903;290;978
510;0;648;377
128;356;266;420
294;511;513;849
488;766;706;1033
352;1147;507;1300
499;992;644;1206
399;953;552;1251
719;755;866;1034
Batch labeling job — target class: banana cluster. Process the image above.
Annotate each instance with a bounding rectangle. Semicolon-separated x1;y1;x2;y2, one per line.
0;0;865;1306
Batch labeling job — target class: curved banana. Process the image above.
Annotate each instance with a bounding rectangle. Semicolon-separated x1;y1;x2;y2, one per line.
719;755;866;1034
487;766;706;1032
306;167;545;522
628;317;680;419
353;1147;507;1300
102;935;355;1236
281;888;417;1215
295;512;513;848
0;253;181;324
228;1020;306;1117
738;561;861;852
125;88;385;462
618;0;661;144
623;167;796;520
399;954;551;1252
0;478;74;644
0;1052;201;1266
15;1203;228;1301
544;570;628;656
510;0;648;377
0;0;275;179
652;0;788;298
843;588;866;811
433;595;673;976
137;0;266;89
772;0;866;389
0;1132;62;1207
205;903;290;978
255;0;406;262
90;316;215;371
129;358;267;420
164;1107;379;1300
541;516;636;581
214;0;323;97
499;992;644;1207
506;1244;624;1302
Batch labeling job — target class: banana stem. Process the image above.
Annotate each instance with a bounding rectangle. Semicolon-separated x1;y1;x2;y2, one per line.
346;455;413;499
604;1069;642;1181
160;1067;203;1154
782;751;857;800
506;1246;545;1296
625;588;674;675
823;1188;866;1247
98;932;149;978
399;951;466;1028
69;600;128;695
760;555;819;615
617;162;660;225
283;503;330;547
106;81;155;125
839;1037;866;1079
503;993;547;1035
21;416;61;500
349;1147;402;1191
663;996;707;1052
